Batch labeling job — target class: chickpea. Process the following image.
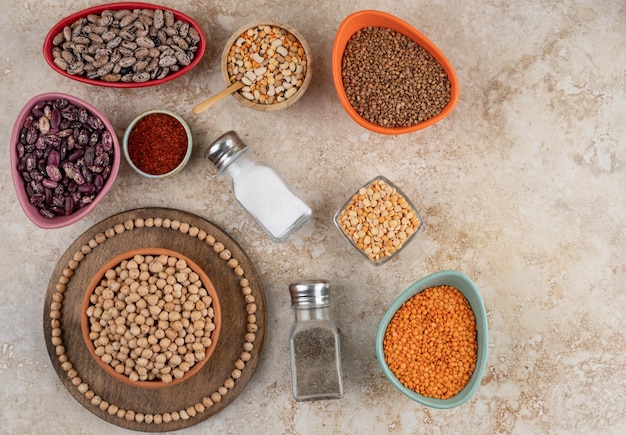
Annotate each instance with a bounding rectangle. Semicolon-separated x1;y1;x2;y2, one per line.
86;254;216;384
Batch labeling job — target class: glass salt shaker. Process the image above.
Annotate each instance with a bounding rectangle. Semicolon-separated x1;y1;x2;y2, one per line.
205;131;312;243
289;280;344;401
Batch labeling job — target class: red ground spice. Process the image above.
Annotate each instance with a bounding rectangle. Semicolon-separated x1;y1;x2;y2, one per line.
128;113;188;175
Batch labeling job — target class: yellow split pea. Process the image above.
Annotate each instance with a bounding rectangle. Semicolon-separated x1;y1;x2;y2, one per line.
336;178;421;262
383;285;478;400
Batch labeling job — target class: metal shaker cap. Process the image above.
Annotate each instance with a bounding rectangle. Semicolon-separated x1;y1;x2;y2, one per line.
289;280;331;307
204;131;248;171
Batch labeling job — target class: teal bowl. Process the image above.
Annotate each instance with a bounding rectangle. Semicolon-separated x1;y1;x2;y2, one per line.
376;270;488;408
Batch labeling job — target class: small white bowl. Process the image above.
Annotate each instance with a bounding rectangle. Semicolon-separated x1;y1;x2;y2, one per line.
122;109;192;179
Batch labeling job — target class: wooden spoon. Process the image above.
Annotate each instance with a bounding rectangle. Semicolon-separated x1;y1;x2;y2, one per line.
192;81;245;114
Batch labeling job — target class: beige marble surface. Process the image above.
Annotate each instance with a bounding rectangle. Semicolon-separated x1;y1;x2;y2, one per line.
1;1;626;434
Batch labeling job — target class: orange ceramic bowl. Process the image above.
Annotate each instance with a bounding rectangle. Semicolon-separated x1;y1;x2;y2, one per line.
331;10;459;134
81;248;221;389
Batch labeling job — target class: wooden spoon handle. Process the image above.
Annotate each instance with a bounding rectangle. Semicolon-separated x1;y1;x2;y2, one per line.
192;81;245;114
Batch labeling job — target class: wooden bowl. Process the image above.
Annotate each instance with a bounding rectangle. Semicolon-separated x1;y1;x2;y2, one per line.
80;247;221;389
221;21;312;111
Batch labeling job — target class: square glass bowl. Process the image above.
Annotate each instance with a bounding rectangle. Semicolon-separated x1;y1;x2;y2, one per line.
333;176;424;265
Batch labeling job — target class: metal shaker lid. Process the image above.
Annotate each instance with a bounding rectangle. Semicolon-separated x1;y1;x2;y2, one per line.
204;131;248;170
289;280;331;307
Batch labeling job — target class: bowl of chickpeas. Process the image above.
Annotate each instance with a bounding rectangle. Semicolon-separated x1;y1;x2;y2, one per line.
376;270;488;408
81;247;221;389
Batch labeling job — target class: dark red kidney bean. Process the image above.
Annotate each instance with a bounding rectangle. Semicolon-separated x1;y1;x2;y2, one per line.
37;159;47;174
101;164;111;179
53;99;68;109
25;154;36;171
46;165;62;182
84;146;95;166
79;108;89;124
42;178;58;189
52;194;65;208
89;131;99;146
45;187;52;205
44;134;61;148
50;205;65;216
58;128;73;138
81;166;93;183
93;174;104;190
62;106;78;121
20;127;28;144
77;130;89;146
20;170;30;181
35;136;47;150
101;131;113;152
29;170;43;182
39;208;55;219
47;150;60;167
68;148;84;162
30;180;44;194
64;196;74;215
26;126;37;144
24;114;35;128
50;108;61;129
38;116;50;134
78;183;96;194
87;115;104;130
72;168;85;185
29;193;44;206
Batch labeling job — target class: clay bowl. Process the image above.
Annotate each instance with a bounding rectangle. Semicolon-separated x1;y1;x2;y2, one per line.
81;247;221;389
376;270;488;408
43;2;206;88
10;92;120;229
122;109;193;178
332;10;459;134
221;21;312;111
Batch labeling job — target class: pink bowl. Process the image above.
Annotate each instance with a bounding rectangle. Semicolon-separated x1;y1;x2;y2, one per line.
43;2;206;88
10;93;121;229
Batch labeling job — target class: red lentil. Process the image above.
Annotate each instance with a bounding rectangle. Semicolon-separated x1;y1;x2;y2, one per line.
128;113;188;175
383;285;477;400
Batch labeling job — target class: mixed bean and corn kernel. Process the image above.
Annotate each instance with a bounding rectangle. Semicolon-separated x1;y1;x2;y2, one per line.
86;253;216;384
336;178;421;263
226;25;307;105
342;26;451;128
383;286;478;400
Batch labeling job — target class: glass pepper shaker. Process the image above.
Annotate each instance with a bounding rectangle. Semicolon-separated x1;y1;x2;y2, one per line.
289;280;344;401
205;131;312;243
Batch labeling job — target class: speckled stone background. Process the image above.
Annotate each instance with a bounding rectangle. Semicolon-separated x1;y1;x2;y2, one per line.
1;1;626;434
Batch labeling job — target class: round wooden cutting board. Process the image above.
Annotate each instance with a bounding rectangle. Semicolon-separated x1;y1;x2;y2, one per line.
43;207;266;431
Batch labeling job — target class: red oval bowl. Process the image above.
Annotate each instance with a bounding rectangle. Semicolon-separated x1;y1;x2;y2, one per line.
10;92;121;229
332;10;459;135
43;2;206;88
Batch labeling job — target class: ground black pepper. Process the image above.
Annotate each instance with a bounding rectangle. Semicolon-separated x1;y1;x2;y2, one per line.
292;326;341;398
341;26;451;128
